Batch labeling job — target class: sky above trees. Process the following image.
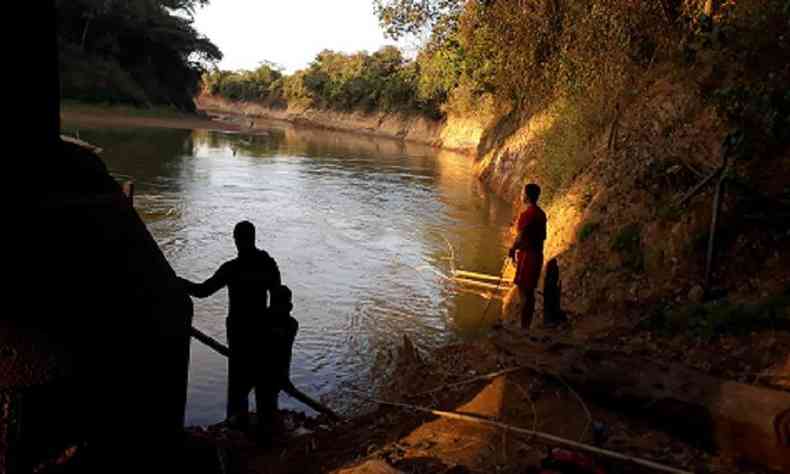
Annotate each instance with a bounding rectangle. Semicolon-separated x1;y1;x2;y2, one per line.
193;0;399;73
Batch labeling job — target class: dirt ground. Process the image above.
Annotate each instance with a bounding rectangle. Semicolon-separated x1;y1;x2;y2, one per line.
184;320;787;474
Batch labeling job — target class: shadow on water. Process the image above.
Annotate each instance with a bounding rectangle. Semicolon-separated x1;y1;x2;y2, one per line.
62;117;514;425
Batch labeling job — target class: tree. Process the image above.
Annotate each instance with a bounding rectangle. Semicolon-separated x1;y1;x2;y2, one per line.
373;0;464;41
57;0;222;110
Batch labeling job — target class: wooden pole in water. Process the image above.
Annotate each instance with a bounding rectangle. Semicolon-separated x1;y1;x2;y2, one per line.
704;147;731;296
453;277;512;291
452;270;508;283
189;327;341;421
122;181;135;206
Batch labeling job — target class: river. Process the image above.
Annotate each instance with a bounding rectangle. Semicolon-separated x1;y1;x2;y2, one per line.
62;118;514;425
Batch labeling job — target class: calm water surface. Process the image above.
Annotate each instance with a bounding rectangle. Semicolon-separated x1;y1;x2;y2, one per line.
63;119;513;425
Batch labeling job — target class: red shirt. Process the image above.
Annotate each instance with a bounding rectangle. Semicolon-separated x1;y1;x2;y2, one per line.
516;205;547;254
513;205;547;289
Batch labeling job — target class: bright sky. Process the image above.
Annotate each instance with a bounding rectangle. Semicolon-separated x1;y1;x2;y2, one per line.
193;0;399;73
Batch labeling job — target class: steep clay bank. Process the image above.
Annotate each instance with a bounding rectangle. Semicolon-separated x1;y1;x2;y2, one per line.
196;94;485;153
478;69;790;331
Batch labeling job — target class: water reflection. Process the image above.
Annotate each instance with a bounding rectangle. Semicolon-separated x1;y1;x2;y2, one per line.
62;119;513;425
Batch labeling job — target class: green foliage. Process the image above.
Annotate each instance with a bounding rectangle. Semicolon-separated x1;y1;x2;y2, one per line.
415;39;463;108
373;0;463;41
687;0;790;149
537;100;594;201
205;0;467;118
578;222;600;242
644;291;790;339
208;0;789;143
206;47;443;117
612;223;644;272
282;71;314;106
441;77;496;120
57;0;221;110
454;1;670;106
203;63;284;106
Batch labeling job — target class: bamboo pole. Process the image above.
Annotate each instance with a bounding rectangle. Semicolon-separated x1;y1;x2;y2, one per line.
190;327;341;420
453;277;512;291
347;391;693;474
704;148;732;295
60;134;104;154
190;327;229;357
675;166;722;207
453;270;507;282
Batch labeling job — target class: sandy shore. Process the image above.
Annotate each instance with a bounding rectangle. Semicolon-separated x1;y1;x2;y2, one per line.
61;103;249;133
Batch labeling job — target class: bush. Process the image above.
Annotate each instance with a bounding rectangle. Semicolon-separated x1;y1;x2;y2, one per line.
60;44;149;106
611;223;644;272
645;291;790;339
578;222;600;242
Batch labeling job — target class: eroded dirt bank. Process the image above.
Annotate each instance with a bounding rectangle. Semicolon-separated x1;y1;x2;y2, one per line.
196;94;486;153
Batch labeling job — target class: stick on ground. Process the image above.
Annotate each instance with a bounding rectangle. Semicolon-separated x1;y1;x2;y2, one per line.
411;366;528;397
347;390;693;474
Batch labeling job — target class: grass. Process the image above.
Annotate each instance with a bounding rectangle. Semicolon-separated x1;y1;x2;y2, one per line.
538;99;595;204
642;290;790;339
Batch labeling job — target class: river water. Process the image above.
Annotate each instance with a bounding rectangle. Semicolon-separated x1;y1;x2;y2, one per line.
62;119;513;425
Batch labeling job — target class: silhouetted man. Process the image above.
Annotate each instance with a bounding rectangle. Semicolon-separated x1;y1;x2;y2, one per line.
179;221;281;431
508;184;547;329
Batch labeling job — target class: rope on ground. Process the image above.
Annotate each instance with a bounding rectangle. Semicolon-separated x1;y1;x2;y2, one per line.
410;366;529;397
552;372;592;443
345;390;693;474
481;256;510;323
513;382;538;444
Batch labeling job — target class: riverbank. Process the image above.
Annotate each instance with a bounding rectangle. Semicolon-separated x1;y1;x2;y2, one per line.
196;94;486;154
61;101;252;133
184;324;789;474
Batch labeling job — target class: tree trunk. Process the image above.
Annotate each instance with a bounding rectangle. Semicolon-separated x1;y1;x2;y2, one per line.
704;0;719;17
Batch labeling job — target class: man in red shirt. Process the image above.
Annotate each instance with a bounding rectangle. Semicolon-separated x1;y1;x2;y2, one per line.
508;183;547;329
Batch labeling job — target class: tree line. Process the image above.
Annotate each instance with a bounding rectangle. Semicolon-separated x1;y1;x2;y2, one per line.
206;0;789;153
202;46;449;119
